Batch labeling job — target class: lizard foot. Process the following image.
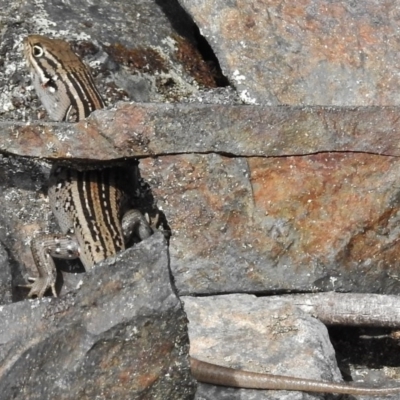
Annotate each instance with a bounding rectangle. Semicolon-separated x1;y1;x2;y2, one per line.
21;276;57;298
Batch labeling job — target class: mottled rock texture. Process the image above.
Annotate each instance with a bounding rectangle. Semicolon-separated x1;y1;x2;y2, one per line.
0;234;195;400
6;103;400;296
184;294;342;400
0;241;12;304
179;0;400;106
3;104;400;159
142;152;400;295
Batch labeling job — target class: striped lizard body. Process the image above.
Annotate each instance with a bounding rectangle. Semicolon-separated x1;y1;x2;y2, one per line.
47;167;126;268
23;35;400;396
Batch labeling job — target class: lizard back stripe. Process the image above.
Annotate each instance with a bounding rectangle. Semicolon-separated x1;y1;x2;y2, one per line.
56;73;80;121
77;170;107;264
67;69;105;114
66;71;91;119
76;170;124;265
47;51;105;118
99;171;124;251
93;170;124;256
43;47;100;120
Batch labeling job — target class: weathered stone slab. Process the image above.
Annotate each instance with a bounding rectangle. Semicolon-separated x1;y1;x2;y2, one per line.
183;294;342;400
2;104;400;160
0;234;195;400
179;0;400;106
141;153;400;295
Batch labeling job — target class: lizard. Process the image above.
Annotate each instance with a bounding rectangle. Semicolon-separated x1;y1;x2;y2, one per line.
23;34;152;298
23;34;400;396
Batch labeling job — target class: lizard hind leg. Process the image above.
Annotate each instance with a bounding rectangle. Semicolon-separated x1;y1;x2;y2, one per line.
25;233;80;298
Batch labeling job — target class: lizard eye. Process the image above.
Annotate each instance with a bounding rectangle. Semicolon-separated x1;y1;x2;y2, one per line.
32;45;43;57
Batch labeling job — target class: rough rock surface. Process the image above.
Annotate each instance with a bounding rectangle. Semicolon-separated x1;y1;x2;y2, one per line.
184;294;341;400
3;104;400;160
142;152;400;295
0;155;50;302
3;104;400;298
0;241;12;304
0;0;220;122
0;233;195;400
179;0;400;106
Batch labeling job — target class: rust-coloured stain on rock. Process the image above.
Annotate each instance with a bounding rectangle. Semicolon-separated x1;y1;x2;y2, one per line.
17;126;48;150
105;43;167;73
185;0;400;105
173;34;217;88
108;104;153;154
136;372;159;389
249;153;400;265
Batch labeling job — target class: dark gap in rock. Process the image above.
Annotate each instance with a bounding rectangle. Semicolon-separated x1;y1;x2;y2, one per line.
155;0;196;39
192;24;230;87
155;0;229;87
328;326;400;380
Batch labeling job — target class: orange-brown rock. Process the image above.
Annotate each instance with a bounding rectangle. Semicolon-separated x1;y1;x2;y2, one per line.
180;0;400;105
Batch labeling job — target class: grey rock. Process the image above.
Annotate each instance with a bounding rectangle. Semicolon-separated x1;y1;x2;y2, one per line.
0;233;195;399
1;2;400;399
183;294;341;400
0;241;12;304
182;87;241;105
0;155;51;302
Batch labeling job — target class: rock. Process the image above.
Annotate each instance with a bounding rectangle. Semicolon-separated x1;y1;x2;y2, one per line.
3;104;400;160
179;0;400;106
0;233;195;399
183;87;240;105
0;155;52;302
0;241;12;304
2;1;400;399
141;152;400;295
183;294;342;400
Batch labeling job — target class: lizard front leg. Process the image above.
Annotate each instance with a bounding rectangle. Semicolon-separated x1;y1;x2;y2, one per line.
26;231;79;298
